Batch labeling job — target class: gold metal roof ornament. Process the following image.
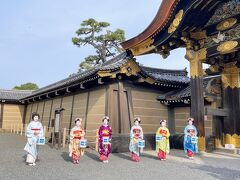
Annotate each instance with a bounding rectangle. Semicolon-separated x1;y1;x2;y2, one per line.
168;9;184;34
216;18;237;31
217;41;238;54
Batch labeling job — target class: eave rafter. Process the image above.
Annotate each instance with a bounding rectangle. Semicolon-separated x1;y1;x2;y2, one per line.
97;59;156;84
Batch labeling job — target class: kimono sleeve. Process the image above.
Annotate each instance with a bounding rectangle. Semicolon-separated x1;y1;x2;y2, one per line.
130;126;134;138
156;128;160;136
194;126;198;136
81;128;85;138
98;126;103;140
140;127;144;139
166;128;170;138
39;123;44;137
184;126;188;135
109;126;112;140
70;127;74;140
26;123;33;138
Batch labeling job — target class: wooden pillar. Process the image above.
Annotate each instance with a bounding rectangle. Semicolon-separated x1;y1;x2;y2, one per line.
0;103;3;129
117;81;122;133
84;92;90;131
68;95;75;132
168;107;175;134
22;104;27;125
221;66;240;148
20;124;23;136
62;128;66;148
95;129;99;151
185;48;207;151
44;126;47;137
25;124;28;136
117;81;131;134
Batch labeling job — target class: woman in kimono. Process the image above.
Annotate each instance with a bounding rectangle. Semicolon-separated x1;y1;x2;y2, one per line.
69;118;85;164
184;118;198;160
156;120;170;161
98;116;112;163
24;112;44;166
129;117;144;162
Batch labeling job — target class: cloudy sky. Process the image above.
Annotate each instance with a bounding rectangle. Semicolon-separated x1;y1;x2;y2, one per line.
0;0;191;89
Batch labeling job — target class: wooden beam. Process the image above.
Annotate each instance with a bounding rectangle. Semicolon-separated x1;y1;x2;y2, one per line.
22;104;27;125
80;84;85;89
84;92;90;130
204;107;229;117
29;103;33;122
168;107;175;134
98;78;104;84
68;95;75;132
66;87;71;93
117;81;122;133
36;102;39;112
190;77;205;137
0;103;3;128
48;99;54;128
41;101;46;123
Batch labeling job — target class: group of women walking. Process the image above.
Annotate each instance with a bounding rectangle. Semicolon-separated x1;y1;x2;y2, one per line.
24;113;198;166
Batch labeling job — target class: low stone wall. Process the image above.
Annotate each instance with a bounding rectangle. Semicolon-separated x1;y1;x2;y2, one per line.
111;133;215;153
111;133;185;153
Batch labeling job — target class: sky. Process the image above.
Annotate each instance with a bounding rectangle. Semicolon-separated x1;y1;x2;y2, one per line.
0;0;193;89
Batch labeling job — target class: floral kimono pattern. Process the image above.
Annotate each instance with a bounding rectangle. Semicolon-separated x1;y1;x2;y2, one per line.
98;125;112;161
184;125;198;157
69;126;85;163
129;125;143;161
156;127;170;160
24;121;43;164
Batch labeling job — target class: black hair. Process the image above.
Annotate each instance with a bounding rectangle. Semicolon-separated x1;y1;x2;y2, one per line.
102;116;110;122
160;119;167;124
134;117;141;123
75;118;82;124
187;117;194;123
32;112;40;120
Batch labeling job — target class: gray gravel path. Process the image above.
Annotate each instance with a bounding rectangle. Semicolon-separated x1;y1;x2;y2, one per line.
0;134;240;180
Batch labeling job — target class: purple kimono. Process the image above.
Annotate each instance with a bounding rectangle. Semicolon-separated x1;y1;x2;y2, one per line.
98;125;112;158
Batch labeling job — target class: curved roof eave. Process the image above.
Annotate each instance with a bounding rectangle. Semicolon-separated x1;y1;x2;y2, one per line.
121;0;179;50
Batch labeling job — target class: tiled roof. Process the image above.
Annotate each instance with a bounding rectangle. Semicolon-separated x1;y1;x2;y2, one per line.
140;66;189;84
157;76;218;101
98;53;129;71
1;52;189;102
26;53;129;97
0;89;33;101
21;52;189;100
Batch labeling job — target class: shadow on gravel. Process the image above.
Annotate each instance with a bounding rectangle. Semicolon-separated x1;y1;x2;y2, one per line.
141;153;158;160
84;151;101;162
212;152;240;159
112;152;131;161
169;150;189;158
22;155;27;162
61;152;71;162
189;165;240;180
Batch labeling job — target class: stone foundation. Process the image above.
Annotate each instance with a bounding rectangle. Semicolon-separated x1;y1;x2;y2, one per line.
111;133;215;153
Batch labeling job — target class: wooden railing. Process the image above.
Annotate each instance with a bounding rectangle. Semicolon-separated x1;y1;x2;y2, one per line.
2;123;99;151
62;128;99;151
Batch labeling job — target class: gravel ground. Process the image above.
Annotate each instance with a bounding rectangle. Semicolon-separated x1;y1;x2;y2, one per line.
0;133;240;180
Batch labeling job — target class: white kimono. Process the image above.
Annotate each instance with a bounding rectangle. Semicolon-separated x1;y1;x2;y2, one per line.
129;125;144;156
24;121;43;163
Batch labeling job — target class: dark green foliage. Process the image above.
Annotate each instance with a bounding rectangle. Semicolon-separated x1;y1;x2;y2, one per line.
72;18;125;71
13;82;39;90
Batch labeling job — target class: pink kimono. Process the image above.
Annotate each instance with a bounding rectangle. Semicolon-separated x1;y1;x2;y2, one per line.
98;125;112;161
